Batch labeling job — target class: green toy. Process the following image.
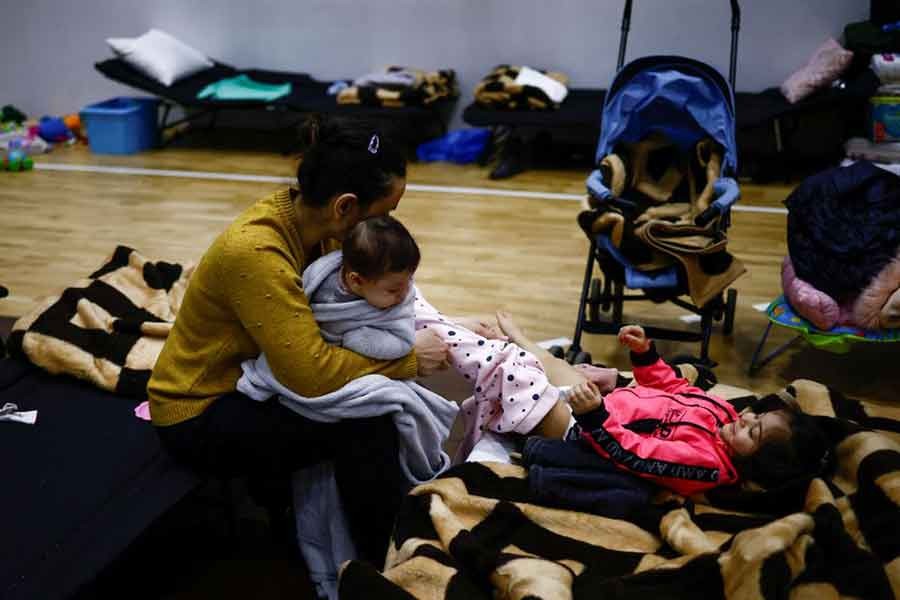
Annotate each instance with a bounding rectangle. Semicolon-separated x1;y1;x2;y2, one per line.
1;156;33;171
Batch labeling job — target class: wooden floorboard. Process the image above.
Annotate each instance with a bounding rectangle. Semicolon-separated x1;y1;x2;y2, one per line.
2;144;898;411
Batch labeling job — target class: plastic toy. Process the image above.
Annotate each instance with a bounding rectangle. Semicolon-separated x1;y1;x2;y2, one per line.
1;138;35;171
37;116;72;143
1;156;34;171
63;113;86;141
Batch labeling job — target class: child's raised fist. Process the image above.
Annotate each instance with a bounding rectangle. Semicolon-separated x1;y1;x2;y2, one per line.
617;325;651;353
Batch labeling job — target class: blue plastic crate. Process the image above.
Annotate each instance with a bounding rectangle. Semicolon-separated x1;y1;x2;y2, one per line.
80;97;159;154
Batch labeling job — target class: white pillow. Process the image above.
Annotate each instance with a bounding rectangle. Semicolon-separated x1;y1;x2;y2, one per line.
107;29;213;86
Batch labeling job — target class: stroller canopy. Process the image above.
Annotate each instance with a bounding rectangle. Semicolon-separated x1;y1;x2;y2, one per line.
596;55;738;175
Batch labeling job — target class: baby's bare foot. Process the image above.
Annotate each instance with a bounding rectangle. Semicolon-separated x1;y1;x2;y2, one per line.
495;310;526;344
572;363;619;393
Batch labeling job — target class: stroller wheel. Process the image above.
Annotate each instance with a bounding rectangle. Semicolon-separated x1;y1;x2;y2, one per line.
548;345;565;359
572;351;593;365
723;289;738;335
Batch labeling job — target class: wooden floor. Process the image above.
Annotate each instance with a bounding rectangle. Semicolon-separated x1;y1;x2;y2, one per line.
2;142;899;413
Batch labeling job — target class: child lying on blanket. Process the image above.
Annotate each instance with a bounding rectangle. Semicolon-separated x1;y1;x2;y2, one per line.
551;325;831;495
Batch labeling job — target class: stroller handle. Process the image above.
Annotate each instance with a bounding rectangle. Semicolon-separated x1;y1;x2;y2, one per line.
616;0;741;89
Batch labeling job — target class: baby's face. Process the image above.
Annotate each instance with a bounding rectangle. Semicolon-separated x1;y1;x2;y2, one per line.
355;270;413;309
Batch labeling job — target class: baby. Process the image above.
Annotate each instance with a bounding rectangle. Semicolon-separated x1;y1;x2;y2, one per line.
541;325;831;495
304;215;419;360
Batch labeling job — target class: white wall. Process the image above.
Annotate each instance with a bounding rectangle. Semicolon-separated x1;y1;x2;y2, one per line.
0;1;867;128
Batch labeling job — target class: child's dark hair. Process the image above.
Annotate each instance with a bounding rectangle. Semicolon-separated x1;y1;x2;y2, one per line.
296;114;406;209
343;216;420;280
733;397;832;489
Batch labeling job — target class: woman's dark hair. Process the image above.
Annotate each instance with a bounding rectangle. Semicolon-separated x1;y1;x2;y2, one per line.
296;114;406;209
343;216;420;280
732;399;833;489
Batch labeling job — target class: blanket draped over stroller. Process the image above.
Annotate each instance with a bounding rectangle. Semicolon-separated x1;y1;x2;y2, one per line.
581;61;746;307
338;364;900;600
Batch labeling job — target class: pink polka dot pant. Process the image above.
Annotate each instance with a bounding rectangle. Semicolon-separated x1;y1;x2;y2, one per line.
413;291;560;436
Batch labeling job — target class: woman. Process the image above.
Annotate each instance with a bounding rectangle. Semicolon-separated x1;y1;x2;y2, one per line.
148;115;472;564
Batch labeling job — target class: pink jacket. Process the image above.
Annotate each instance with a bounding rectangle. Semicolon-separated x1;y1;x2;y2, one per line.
574;344;740;496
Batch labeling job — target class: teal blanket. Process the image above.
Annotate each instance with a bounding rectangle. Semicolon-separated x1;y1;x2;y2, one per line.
197;75;291;101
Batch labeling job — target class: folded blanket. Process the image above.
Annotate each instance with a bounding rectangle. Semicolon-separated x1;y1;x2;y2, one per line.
197;74;291;102
474;64;570;110
636;219;746;307
339;370;900;600
8;246;193;399
353;68;419;88
337;66;457;108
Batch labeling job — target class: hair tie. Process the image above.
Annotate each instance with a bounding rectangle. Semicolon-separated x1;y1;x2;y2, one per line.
368;133;380;155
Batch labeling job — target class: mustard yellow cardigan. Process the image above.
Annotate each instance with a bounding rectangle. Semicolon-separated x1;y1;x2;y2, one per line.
148;189;417;426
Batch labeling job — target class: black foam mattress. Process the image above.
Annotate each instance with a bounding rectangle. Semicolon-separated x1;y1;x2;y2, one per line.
95;58;451;119
0;358;198;600
462;88;606;131
461;70;879;134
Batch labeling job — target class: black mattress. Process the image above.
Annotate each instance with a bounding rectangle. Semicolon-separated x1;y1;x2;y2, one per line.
462;88;606;131
95;58;453;120
461;79;875;133
0;358;199;600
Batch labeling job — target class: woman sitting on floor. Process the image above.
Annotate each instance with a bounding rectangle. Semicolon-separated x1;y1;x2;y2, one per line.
148;114;479;565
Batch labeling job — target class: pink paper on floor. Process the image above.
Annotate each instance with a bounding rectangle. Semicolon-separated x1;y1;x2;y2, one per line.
134;400;151;421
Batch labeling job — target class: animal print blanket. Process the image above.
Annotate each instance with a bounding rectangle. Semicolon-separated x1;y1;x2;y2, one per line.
8;246;192;399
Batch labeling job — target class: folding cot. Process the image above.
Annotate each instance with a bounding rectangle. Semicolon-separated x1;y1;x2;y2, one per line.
94;58;455;145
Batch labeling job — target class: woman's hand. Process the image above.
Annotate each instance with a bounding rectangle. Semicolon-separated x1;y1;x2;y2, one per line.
618;325;651;353
414;329;450;376
451;314;509;341
565;381;603;415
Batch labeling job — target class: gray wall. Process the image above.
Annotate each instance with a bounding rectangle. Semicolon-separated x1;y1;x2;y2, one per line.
1;1;867;128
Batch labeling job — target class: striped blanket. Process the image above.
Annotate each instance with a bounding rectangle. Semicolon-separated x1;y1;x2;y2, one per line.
337;66;457;109
8;246;193;399
474;65;569;111
338;367;900;600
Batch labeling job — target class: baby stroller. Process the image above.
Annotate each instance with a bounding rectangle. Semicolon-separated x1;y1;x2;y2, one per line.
555;0;744;366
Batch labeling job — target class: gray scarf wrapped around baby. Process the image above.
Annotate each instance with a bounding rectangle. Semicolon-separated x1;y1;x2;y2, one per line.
236;250;457;600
